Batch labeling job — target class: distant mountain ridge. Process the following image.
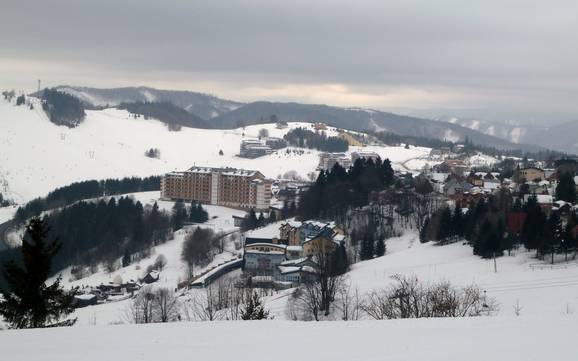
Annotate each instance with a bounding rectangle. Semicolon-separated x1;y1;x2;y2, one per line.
54;86;242;120
53;85;553;153
210;101;547;152
439;116;578;154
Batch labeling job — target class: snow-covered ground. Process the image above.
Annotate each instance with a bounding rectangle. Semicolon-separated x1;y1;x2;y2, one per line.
0;97;431;203
0;205;17;224
344;234;578;318
1;317;577;361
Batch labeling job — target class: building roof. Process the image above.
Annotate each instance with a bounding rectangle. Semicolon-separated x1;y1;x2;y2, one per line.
244;222;282;239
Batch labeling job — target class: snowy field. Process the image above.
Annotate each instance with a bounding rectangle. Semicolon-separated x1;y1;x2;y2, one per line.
0;97;431;203
1;317;577;361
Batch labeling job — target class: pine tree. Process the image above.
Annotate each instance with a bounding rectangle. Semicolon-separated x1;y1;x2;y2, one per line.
171;199;187;230
437;207;453;243
375;238;386;257
240;292;269;320
0;217;74;328
360;235;375;260
331;243;349;275
452;205;464;239
122;249;131;267
547;212;563;264
555;172;577;203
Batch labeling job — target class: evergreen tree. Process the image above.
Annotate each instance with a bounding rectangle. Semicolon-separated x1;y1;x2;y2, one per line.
555;172;577;203
360;234;375;260
16;94;25;106
331;243;349;275
547;212;563;264
452;205;464;239
171;200;187;230
437;207;453;243
375;238;386;257
0;217;74;328
240;292;270;320
122;249;131;267
269;210;277;223
242;209;258;231
258;212;266;227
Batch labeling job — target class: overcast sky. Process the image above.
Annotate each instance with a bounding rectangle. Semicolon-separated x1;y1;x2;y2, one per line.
1;0;577;123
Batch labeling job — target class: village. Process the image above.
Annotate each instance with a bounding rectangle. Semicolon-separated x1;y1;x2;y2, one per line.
67;131;578;308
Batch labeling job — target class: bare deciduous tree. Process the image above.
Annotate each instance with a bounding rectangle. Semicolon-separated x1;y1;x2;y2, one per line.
154;288;180;322
125;286;156;324
337;281;362;321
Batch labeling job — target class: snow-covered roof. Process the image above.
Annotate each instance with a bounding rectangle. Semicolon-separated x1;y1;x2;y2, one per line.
244;222;281;239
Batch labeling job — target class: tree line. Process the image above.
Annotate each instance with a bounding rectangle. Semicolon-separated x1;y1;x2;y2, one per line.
44;197;173;273
284;127;349;152
13;176;161;224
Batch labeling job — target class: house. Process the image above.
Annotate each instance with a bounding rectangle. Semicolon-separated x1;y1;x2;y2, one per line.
141;270;160;284
515;167;545;183
467;172;484;187
279;220;302;246
277;265;317;284
302;232;344;257
444;178;466;196
276;257;319;284
433;160;469;176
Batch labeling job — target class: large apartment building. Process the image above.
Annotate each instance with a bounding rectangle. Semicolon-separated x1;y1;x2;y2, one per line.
161;166;272;210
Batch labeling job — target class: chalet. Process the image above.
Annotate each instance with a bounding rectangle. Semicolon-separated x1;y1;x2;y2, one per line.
141;270;160;284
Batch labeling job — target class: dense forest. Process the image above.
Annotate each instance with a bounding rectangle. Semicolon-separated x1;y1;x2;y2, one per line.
118;101;210;130
45;197;172;274
13;176;161;224
41;88;86;127
1;197;212;288
284;127;348;152
298;157;395;221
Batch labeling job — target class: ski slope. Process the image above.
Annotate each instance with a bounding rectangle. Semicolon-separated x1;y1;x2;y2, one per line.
0;97;430;203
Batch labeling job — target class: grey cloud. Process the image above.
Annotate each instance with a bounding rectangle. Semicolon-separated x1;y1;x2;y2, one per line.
0;0;577;122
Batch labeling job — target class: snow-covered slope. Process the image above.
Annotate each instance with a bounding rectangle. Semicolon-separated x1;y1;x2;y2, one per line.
0;97;430;203
1;316;577;361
